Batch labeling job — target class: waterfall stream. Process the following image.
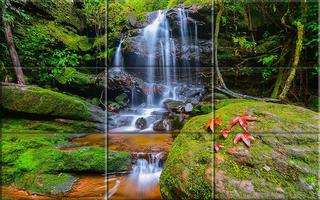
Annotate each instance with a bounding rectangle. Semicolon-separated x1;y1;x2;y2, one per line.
110;7;203;133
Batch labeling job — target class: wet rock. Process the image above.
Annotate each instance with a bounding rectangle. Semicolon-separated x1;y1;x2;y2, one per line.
163;99;185;112
153;120;166;131
105;68;146;102
135;117;148;130
184;103;193;113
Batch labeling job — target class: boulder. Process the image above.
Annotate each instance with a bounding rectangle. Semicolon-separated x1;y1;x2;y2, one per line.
163;99;185;112
135;117;148;130
0;85;104;123
153;120;166;131
54;67;102;97
160;101;320;199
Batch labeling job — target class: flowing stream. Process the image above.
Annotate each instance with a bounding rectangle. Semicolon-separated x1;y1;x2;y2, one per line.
110;7;203;134
107;8;203;199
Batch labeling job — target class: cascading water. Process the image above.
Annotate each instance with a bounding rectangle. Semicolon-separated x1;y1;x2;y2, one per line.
110;7;204;133
178;7;190;81
113;34;125;71
128;152;163;193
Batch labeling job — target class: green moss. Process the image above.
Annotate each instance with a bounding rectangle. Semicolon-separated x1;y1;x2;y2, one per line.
107;151;131;172
35;22;93;52
1;86;91;120
30;0;82;30
54;67;95;85
15;173;77;195
2;118;99;134
161;101;319;199
191;103;213;116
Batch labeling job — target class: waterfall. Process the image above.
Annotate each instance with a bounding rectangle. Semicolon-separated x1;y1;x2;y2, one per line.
194;21;200;85
178;7;190;81
141;10;176;106
128;152;163;192
113;34;125;71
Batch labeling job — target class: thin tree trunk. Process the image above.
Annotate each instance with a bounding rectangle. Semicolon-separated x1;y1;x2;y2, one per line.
279;21;304;100
3;21;25;84
214;0;279;102
214;0;226;88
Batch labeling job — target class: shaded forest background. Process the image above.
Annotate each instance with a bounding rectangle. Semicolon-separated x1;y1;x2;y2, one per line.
0;0;319;110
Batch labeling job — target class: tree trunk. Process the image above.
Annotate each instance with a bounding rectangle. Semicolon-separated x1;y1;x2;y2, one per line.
3;21;25;85
279;21;304;100
214;0;226;88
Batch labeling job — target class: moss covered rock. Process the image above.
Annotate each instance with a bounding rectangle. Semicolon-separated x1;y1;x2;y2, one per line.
2;118;102;134
160;101;319;199
0;85;104;122
2;133;131;194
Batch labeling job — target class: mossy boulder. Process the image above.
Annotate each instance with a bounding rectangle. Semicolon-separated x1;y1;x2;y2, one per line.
29;0;83;31
54;67;103;97
107;151;132;173
2;133;131;194
160;101;319;199
0;85;104;122
15;173;77;195
2;118;103;134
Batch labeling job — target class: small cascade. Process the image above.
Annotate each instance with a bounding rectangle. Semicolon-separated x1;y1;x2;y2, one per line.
178;7;190;81
128;152;163;192
194;21;200;85
113;34;125;71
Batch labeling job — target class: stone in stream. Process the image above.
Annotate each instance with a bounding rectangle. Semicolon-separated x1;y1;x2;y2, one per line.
184;103;193;113
135;117;148;130
163;99;185;113
153;120;166;131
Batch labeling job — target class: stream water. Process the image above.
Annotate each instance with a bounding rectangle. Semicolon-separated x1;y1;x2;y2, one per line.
107;7;203;199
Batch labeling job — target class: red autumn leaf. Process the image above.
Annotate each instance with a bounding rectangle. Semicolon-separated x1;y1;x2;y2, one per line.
214;143;223;152
215;117;222;125
233;132;254;147
230;115;257;133
244;115;257;121
220;128;231;139
231;116;241;127
205;117;221;133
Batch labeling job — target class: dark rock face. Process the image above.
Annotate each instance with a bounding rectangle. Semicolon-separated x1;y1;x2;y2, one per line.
135;117;148;130
153;120;166;131
163;99;185;112
106;68;146;104
122;5;212;68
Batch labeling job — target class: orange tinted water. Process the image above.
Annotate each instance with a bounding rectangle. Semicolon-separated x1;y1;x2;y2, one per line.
107;174;162;200
2;174;106;200
3;133;173;200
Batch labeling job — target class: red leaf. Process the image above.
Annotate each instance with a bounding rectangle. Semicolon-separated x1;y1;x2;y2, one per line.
220;128;230;139
214;117;222;125
233;132;254;147
231;116;241;127
214;143;223;152
244;115;257;121
205;117;221;133
233;133;243;144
